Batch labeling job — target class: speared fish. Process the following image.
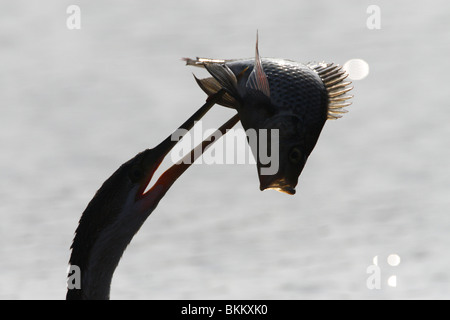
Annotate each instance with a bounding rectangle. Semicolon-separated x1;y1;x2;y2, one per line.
184;33;353;195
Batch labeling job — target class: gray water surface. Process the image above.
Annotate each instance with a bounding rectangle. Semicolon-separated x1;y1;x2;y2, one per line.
0;0;449;299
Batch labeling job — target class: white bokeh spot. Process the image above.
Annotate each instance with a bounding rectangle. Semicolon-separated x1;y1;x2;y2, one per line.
387;254;401;267
343;59;370;80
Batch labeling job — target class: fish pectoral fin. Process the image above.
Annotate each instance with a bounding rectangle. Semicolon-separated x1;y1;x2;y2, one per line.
245;31;271;99
194;75;239;109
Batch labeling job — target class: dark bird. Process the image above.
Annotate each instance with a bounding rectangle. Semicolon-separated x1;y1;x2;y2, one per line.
66;91;239;299
185;34;353;195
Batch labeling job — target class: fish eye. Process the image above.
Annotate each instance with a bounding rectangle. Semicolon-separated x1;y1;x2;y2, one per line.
129;165;144;182
289;147;303;164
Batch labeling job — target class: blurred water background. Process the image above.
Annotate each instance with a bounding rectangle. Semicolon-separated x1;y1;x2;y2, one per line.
0;0;449;299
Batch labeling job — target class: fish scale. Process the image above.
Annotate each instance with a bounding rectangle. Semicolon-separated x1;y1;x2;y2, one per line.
262;58;328;121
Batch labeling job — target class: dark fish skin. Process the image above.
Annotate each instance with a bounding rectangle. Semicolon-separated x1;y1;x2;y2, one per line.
185;39;353;195
228;58;328;195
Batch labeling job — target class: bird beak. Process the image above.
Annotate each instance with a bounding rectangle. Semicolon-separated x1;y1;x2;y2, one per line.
145;113;240;195
134;90;240;213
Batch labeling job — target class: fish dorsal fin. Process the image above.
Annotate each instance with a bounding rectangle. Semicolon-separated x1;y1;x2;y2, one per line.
309;62;354;120
246;32;271;98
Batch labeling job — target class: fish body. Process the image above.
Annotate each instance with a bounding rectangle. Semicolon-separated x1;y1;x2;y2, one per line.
185;37;353;195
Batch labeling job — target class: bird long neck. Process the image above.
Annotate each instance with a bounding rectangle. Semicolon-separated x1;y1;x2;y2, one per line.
66;167;157;300
68;205;156;299
68;223;134;299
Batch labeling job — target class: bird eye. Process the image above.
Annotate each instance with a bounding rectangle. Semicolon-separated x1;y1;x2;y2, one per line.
289;147;303;164
129;165;144;182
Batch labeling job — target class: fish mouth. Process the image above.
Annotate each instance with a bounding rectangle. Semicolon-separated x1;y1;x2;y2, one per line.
262;185;296;195
259;176;296;195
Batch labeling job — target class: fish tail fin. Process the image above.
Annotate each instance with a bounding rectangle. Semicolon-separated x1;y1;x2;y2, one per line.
183;57;235;68
185;58;241;109
193;74;239;109
202;63;241;100
309;62;354;120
